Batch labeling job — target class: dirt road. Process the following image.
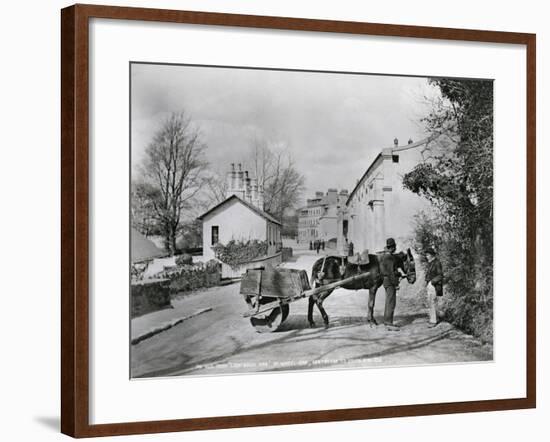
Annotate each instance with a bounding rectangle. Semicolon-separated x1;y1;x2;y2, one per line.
131;249;492;378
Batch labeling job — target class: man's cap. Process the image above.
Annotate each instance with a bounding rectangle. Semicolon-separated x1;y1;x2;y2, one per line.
386;238;396;248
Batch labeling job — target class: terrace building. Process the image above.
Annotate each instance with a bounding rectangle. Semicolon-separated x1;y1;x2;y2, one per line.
298;188;348;246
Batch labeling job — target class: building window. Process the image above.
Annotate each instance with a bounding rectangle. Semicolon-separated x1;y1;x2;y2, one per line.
211;225;219;245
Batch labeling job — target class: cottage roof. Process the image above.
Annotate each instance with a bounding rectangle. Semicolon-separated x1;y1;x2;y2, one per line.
131;228;165;263
198;195;282;225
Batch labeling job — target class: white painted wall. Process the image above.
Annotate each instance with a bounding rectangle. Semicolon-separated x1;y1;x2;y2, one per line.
319;206;338;240
347;146;432;253
202;198;268;259
385;146;433;248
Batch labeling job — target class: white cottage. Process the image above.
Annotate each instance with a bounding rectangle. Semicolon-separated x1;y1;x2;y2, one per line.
198;163;282;261
199;195;282;260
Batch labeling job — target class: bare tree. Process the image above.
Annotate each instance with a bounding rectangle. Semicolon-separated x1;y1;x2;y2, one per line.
203;169;229;206
138;111;207;255
249;138;305;220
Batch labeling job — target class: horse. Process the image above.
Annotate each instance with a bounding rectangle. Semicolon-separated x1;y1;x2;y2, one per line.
308;249;416;328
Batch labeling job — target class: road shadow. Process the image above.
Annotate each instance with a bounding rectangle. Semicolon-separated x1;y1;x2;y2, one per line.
264;330;453;372
277;312;426;332
135;328;304;378
394;313;427;326
135;311;456;378
277;314;371;332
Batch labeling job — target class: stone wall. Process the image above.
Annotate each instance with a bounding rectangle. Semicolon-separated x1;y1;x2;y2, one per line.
168;264;221;293
131;278;172;318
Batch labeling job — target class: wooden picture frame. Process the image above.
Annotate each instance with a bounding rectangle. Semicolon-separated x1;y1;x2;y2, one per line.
61;3;536;438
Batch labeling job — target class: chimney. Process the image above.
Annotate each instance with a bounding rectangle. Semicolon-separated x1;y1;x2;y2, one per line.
244;171;252;202
237;163;244;193
226;168;233;195
327;188;338;204
258;184;265;210
394;137;399;147
226;163;239;198
251;178;259;207
408;138;413;145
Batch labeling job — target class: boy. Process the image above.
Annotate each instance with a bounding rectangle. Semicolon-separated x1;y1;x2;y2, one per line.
425;247;444;327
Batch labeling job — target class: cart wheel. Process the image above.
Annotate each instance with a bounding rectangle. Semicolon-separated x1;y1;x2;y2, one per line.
250;304;290;333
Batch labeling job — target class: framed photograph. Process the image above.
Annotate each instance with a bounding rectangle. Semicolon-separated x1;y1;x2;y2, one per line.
61;4;536;438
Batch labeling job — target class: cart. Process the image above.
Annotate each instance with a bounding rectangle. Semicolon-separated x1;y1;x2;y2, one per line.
240;266;371;332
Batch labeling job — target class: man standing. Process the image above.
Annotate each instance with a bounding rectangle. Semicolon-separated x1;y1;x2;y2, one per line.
424;247;444;327
348;240;354;257
380;238;404;331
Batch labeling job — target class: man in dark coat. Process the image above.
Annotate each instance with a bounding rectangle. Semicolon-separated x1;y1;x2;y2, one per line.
348;241;354;257
424;247;444;327
380;237;404;331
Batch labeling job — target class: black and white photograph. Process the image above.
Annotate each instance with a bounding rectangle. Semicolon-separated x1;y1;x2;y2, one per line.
129;63;494;379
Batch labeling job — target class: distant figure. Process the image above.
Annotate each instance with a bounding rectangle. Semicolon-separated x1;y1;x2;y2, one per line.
424;247;444;327
309;241;313;250
348;241;354;257
315;240;321;254
321;239;325;251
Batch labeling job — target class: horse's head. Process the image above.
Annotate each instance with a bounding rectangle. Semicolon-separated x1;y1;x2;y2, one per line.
398;248;416;284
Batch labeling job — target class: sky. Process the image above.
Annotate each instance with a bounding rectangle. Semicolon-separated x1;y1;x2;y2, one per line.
131;63;439;206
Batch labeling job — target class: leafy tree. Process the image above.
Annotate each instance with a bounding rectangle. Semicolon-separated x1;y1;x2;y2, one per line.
176;219;203;251
403;79;494;341
281;210;299;238
131;181;162;236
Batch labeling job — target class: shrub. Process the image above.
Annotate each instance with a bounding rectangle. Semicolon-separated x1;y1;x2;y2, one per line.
402;79;493;344
412;212;493;344
157;259;221;294
212;239;268;269
130;263;147;282
175;253;193;266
